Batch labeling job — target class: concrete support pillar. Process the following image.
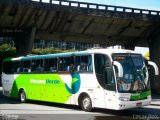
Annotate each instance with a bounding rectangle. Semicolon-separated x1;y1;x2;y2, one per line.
14;27;36;56
148;35;160;94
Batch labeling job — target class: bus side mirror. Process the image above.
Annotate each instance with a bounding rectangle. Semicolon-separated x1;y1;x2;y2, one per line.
148;61;159;75
113;61;123;78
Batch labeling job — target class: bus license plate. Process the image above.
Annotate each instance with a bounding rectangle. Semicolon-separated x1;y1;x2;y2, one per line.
136;102;142;107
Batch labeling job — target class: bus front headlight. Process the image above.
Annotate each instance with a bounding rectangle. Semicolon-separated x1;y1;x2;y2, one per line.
119;97;130;101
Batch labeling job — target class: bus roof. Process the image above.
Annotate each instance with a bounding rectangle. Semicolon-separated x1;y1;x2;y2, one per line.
4;48;138;62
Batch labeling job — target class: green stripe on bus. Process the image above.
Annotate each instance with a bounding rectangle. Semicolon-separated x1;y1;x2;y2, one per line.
3;57;13;62
130;90;151;100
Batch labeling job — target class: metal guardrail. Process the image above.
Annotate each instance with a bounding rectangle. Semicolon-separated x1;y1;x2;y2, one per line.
1;0;160;16
29;0;160;16
1;0;160;18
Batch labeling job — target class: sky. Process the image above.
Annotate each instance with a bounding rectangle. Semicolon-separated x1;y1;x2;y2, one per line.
134;47;149;55
69;0;160;10
38;0;160;10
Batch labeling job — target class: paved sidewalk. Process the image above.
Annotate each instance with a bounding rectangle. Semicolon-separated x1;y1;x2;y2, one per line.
151;94;160;106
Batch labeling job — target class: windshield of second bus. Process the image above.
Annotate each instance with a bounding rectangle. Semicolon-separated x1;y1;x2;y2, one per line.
112;53;149;93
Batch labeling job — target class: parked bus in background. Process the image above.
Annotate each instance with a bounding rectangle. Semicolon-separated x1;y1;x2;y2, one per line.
1;48;159;111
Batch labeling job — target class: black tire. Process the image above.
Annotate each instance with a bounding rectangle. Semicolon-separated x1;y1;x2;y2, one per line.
19;90;27;103
80;95;92;112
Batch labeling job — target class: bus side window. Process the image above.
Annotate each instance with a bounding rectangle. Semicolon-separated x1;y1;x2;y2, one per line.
58;57;73;72
75;55;92;72
63;57;71;71
94;54;113;89
13;61;21;73
21;60;31;73
104;67;116;91
58;58;63;71
17;68;23;73
31;59;44;73
44;58;57;72
75;56;81;71
80;56;88;71
87;55;93;72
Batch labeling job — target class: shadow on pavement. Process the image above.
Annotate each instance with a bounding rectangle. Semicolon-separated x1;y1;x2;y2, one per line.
0;87;160;119
17;115;133;120
0;88;19;104
151;94;160;107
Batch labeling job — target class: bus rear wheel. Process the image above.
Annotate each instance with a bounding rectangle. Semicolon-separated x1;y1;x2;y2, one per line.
19;90;26;103
80;95;92;112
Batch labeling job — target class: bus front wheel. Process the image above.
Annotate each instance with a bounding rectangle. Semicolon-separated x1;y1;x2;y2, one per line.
19;90;26;103
80;95;92;112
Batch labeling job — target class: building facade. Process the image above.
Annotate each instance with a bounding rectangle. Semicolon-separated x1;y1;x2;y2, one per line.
0;37;15;47
0;37;107;50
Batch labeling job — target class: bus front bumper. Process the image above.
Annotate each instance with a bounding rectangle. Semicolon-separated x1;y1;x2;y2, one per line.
116;98;151;110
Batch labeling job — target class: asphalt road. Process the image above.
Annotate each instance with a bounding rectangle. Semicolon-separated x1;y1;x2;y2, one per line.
0;87;160;120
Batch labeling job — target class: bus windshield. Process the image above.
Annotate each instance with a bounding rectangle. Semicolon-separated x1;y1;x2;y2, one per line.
113;53;149;93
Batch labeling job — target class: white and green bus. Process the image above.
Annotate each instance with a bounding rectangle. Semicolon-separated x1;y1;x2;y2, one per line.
1;48;159;111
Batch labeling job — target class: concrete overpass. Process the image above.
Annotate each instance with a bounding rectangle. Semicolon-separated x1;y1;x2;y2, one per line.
0;0;160;93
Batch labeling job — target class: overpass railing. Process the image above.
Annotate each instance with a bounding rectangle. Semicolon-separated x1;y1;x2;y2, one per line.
2;0;160;17
31;0;160;16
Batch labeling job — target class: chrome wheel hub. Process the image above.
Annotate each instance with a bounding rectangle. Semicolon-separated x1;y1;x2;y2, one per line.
83;97;90;109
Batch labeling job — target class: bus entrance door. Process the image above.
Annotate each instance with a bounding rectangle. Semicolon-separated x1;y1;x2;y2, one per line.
104;90;117;109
